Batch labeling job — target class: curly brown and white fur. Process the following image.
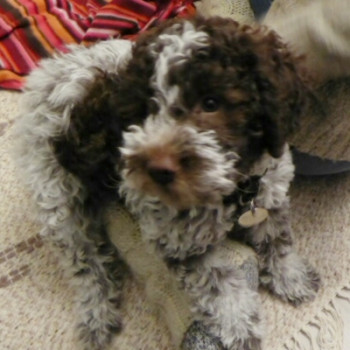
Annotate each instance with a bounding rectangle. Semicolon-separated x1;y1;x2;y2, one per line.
14;17;320;350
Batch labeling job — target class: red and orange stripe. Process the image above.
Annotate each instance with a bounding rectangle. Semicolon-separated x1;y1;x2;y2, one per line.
0;0;195;90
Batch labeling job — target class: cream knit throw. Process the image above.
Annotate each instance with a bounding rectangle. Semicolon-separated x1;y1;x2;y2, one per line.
1;1;350;349
264;0;350;162
196;0;255;24
105;204;192;348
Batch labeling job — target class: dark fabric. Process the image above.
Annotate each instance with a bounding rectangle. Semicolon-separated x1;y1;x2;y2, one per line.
293;148;350;176
249;0;273;18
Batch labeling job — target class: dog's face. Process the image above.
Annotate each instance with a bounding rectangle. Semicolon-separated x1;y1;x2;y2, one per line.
54;17;309;210
118;17;308;208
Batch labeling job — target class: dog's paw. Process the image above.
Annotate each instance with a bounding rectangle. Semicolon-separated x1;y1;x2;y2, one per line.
261;255;321;306
227;336;262;350
182;321;225;350
181;321;262;350
77;310;122;350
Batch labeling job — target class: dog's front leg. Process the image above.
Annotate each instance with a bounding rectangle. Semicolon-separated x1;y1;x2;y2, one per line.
70;227;128;350
249;201;320;305
248;147;320;305
43;205;127;350
174;247;263;350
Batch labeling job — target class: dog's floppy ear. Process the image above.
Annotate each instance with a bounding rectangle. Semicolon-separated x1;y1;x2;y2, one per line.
252;28;311;158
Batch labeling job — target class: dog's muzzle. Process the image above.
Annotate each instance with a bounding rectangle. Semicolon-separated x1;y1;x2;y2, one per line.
119;116;238;209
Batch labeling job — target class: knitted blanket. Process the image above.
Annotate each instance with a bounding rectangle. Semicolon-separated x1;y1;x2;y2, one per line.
0;0;195;90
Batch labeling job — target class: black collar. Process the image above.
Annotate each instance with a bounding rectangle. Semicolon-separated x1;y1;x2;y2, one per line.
223;174;262;209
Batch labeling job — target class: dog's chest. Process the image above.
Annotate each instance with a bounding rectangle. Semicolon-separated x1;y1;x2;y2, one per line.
131;200;236;261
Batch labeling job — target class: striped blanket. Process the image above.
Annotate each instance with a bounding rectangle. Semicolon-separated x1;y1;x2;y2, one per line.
0;0;195;90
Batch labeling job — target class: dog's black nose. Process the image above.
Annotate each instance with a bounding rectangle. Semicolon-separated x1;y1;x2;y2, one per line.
147;154;178;186
148;167;175;185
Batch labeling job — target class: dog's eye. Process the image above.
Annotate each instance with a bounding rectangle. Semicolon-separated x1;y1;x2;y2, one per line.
201;97;220;112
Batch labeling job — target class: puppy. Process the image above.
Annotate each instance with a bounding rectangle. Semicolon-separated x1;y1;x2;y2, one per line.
14;17;320;350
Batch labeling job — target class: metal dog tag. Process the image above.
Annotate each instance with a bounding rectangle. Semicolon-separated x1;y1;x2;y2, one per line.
238;207;268;228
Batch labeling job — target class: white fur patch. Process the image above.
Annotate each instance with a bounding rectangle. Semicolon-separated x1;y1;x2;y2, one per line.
251;144;295;209
149;21;209;112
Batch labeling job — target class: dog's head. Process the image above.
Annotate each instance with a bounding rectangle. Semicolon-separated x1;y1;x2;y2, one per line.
54;17;309;210
119;17;309;208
